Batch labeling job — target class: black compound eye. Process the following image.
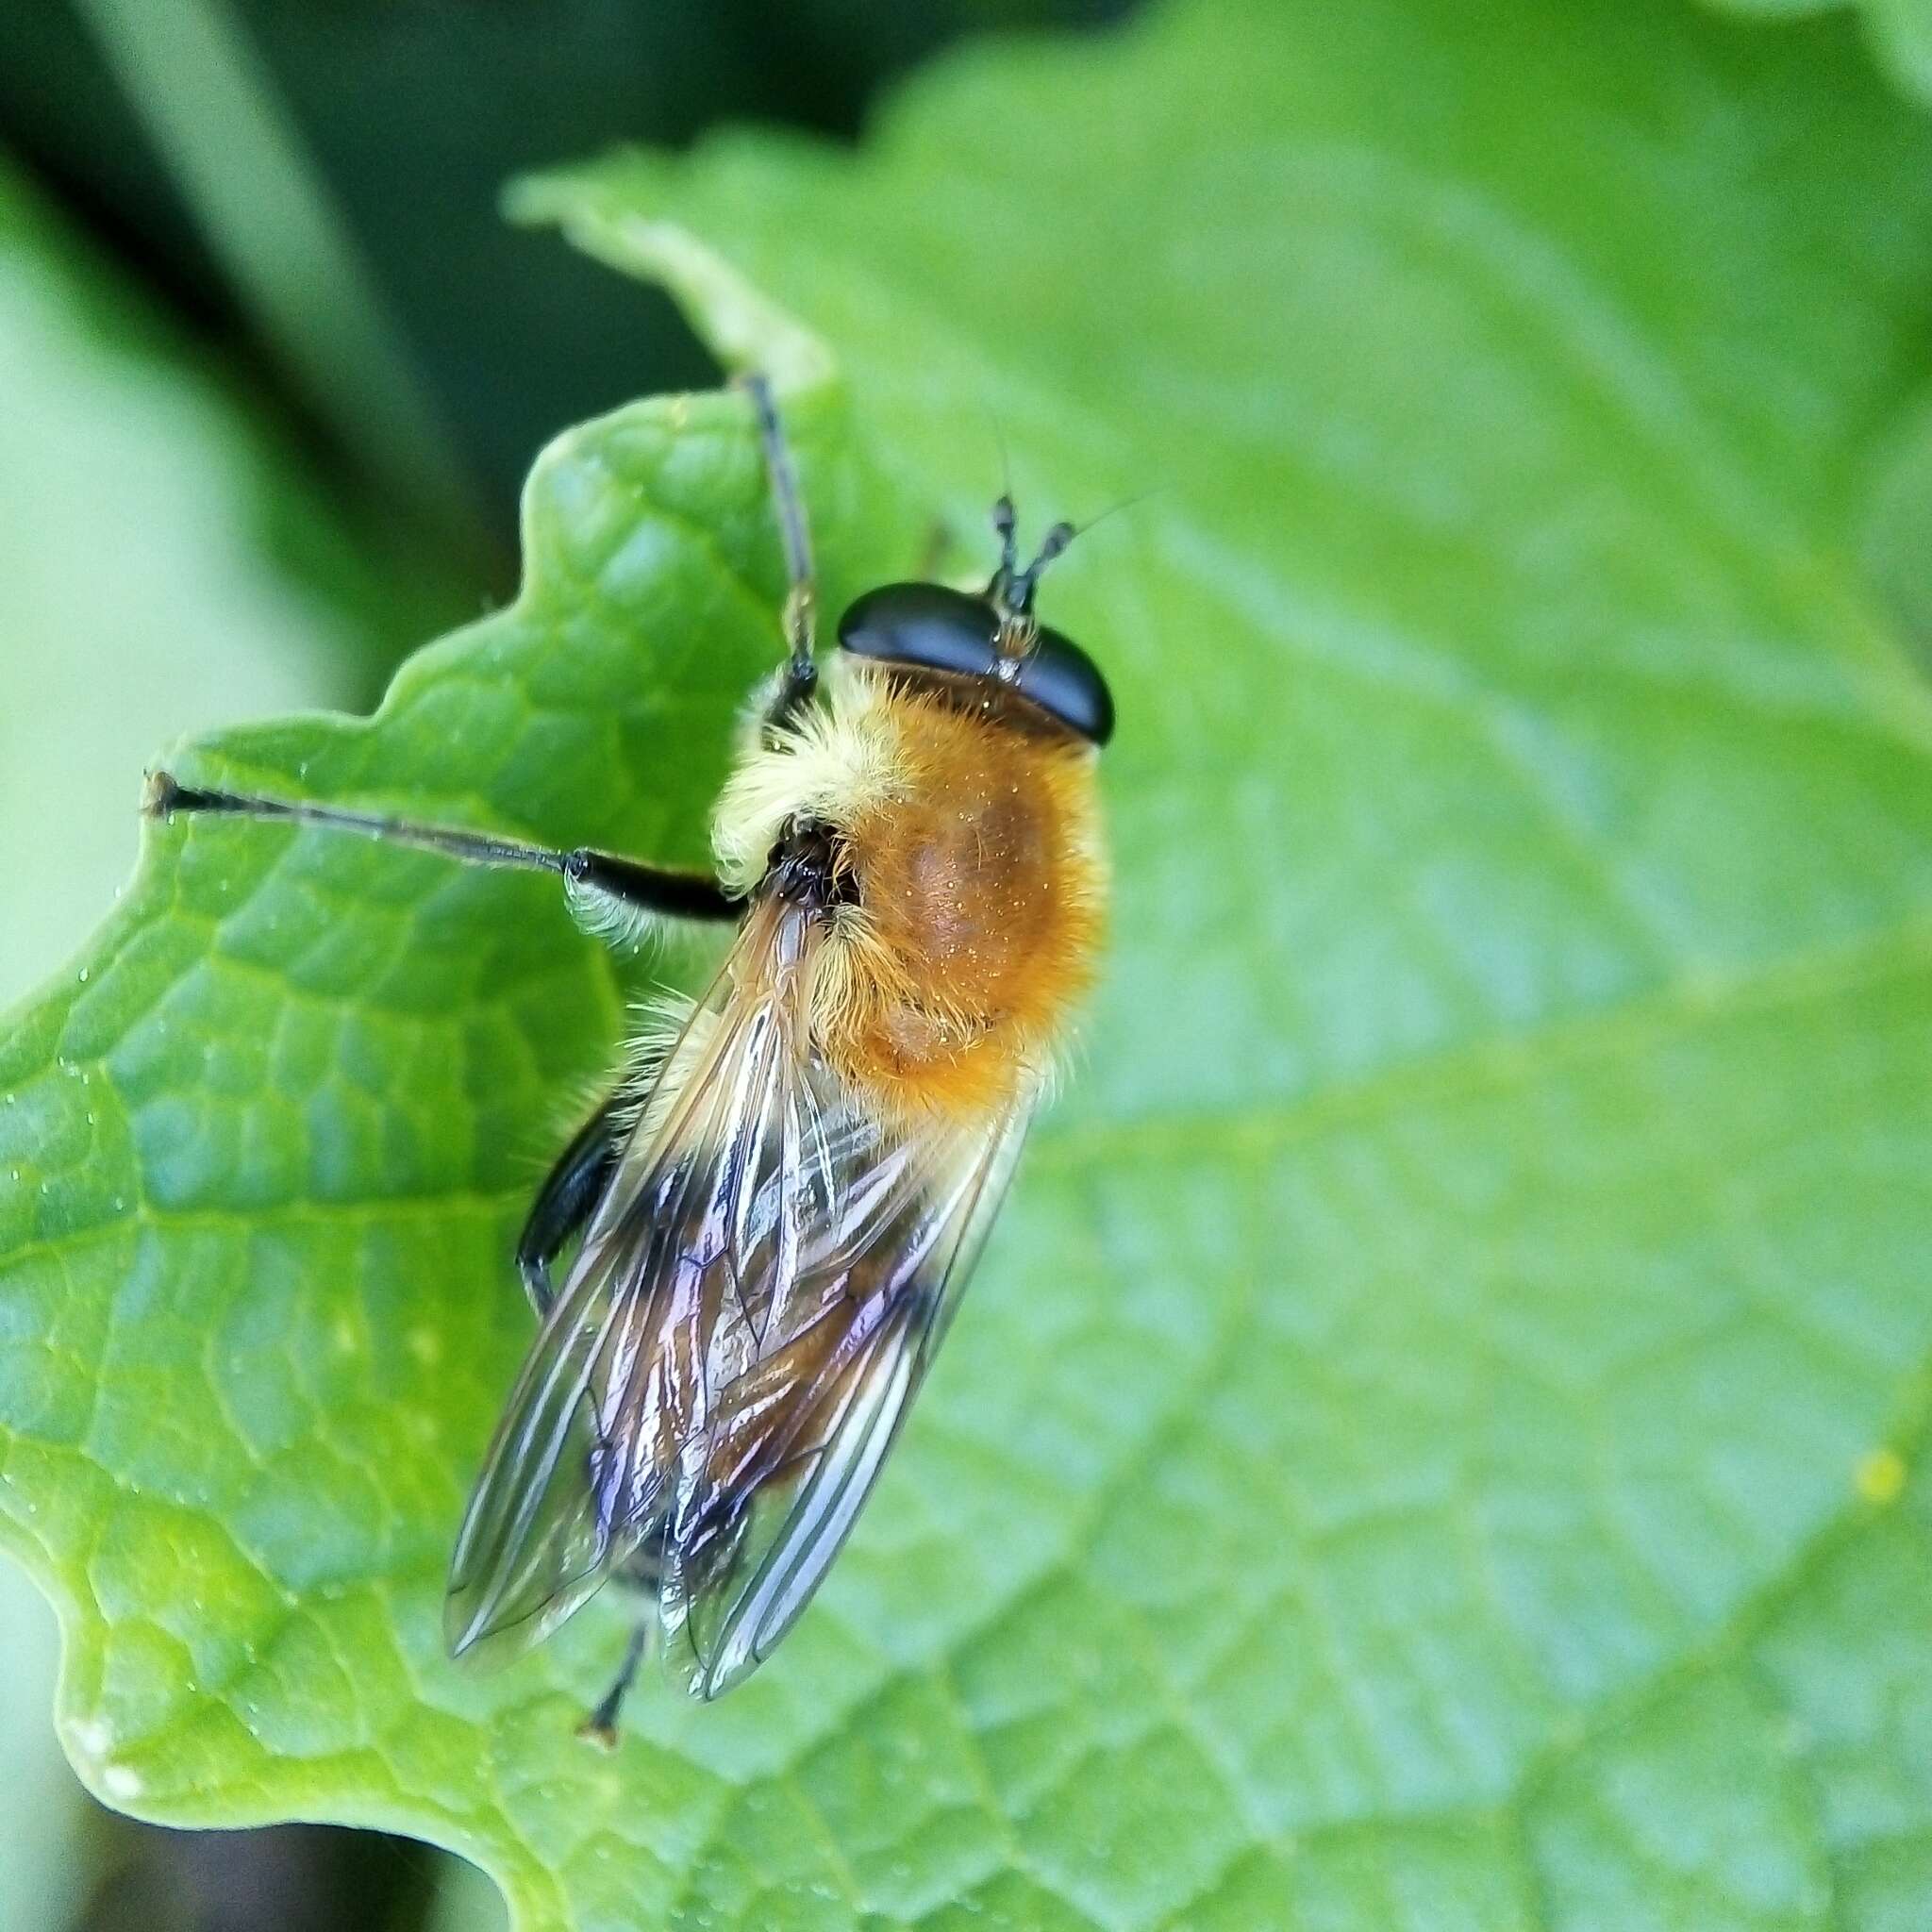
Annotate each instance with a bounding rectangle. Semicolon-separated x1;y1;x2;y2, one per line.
1016;627;1115;746
838;583;999;681
836;583;1115;747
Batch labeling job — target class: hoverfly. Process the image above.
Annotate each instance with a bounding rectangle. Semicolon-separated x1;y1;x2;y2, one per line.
145;376;1113;1735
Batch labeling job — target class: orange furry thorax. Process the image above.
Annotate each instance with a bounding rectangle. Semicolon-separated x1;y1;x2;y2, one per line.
715;660;1108;1130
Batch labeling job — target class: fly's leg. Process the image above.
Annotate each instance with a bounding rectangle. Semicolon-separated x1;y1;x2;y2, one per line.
577;1538;669;1746
143;773;741;923
739;373;820;738
576;1614;655;1748
515;1095;626;1316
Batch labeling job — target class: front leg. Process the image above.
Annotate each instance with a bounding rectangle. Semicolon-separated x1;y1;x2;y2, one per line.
144;775;741;924
740;374;820;740
516;1095;627;1316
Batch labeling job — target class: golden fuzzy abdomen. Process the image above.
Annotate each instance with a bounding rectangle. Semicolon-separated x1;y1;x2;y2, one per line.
820;693;1104;1124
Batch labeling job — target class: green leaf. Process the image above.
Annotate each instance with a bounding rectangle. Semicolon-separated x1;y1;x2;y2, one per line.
0;151;426;1931
8;1;1932;1927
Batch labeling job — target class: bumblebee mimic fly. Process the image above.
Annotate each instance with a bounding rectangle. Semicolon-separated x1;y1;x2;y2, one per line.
145;376;1112;1736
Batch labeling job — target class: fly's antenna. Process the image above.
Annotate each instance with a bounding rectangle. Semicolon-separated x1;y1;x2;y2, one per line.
991;510;1074;621
1072;483;1165;541
999;485;1160;616
981;392;1025;606
1008;518;1074;615
991;492;1021;591
979;392;1016;537
984;394;1014;502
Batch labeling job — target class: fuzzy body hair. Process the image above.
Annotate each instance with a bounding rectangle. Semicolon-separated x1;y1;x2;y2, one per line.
710;657;1108;1129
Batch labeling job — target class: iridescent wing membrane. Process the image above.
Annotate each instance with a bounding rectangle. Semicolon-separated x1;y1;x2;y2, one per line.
446;895;1030;1698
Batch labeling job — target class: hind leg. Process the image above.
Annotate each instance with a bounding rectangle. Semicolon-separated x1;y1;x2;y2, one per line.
576;1613;655;1748
576;1542;668;1745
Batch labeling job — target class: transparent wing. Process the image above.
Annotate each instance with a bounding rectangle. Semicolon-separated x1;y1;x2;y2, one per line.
444;896;829;1662
663;1101;1031;1699
445;889;1034;1696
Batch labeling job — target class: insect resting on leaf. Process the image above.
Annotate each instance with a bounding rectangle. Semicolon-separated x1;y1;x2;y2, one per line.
143;375;1114;1737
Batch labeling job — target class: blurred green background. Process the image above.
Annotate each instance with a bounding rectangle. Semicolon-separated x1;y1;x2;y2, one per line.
0;4;1128;1927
